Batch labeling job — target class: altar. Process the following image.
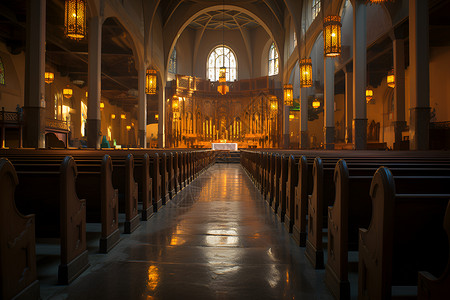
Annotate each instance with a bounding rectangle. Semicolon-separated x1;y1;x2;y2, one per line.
211;143;238;151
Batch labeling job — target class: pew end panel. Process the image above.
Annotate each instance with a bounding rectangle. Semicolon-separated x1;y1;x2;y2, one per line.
0;158;40;300
306;157;324;269
293;156;308;247
58;156;89;285
418;202;450;300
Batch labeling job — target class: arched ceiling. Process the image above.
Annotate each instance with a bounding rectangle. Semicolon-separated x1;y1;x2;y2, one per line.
188;9;260;30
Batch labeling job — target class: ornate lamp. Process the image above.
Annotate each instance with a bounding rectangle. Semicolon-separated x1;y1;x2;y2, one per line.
155;114;159;121
126;125;131;131
323;15;342;57
121;114;126;119
100;102;105;110
45;72;54;84
217;66;229;95
270;96;278;113
111;114;116;119
172;98;180;113
387;69;395;88
366;89;374;103
64;0;87;40
312;99;321;109
283;84;293;106
299;58;313;88
146;69;157;95
63;87;73;98
289;114;294;120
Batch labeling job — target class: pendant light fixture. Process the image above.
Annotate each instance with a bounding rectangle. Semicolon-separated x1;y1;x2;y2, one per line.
146;69;157;94
312;99;321;109
217;0;228;95
63;87;73;98
387;69;395;88
64;0;87;40
323;0;342;57
300;5;313;88
45;72;55;84
283;84;293;106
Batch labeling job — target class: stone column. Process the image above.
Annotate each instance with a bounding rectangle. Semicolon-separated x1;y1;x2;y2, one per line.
344;64;353;144
87;16;103;149
392;38;407;149
138;66;147;148
352;0;367;150
299;88;309;149
409;0;430;150
283;104;290;148
324;57;335;150
23;0;46;148
158;80;165;148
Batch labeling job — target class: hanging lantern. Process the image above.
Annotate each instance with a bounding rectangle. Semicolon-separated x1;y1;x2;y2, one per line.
121;114;126;119
172;98;179;112
155;114;159;121
64;0;87;40
387;69;395;88
111;114;116;119
100;102;105;110
323;15;342;57
366;89;374;103
45;72;54;84
126;125;131;131
312;99;321;109
146;69;157;95
283;84;293;106
289;114;294;120
299;58;313;88
217;66;229;95
270;96;278;113
63;88;73;98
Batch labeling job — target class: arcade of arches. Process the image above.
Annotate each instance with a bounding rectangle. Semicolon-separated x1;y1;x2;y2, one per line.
0;0;448;151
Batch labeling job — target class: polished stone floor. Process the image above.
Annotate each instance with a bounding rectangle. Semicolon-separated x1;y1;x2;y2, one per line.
42;163;333;299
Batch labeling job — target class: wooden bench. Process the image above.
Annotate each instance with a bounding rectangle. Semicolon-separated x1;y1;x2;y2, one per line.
0;158;40;300
11;156;89;284
325;159;450;299
358;166;450;299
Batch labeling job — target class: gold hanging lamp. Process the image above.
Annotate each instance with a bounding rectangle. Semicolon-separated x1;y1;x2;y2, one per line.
283;84;293;106
312;99;321;109
323;15;342;57
146;69;157;94
365;89;373;103
63;87;73;98
64;0;87;40
387;69;395;88
45;72;54;84
300;58;313;88
217;0;228;95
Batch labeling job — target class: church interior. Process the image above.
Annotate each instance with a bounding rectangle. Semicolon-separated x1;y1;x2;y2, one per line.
1;0;450;299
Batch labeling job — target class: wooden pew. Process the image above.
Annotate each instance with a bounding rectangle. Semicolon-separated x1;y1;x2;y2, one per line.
418;202;450;300
110;154;140;234
277;154;289;222
0;158;40;300
12;156;89;284
358;167;450;299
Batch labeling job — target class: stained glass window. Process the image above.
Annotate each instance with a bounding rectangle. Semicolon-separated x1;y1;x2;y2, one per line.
312;0;321;20
268;43;279;76
169;48;177;74
0;57;5;85
207;45;237;82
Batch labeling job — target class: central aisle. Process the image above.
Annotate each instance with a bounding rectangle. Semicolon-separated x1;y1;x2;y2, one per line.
49;163;333;299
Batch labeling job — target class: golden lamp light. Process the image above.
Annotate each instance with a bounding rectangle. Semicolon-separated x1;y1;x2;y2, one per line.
217;66;229;95
146;69;157;95
121;114;126;119
63;88;73;98
64;0;87;40
299;58;313;88
312;99;321;109
387;69;395;88
45;72;54;84
366;89;374;103
126;125;131;131
323;15;342;57
111;114;116;119
284;84;293;106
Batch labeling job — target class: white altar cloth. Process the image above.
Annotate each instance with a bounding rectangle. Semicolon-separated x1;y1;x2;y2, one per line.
211;143;238;151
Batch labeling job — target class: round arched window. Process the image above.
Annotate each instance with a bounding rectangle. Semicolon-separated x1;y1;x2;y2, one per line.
207;45;237;82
